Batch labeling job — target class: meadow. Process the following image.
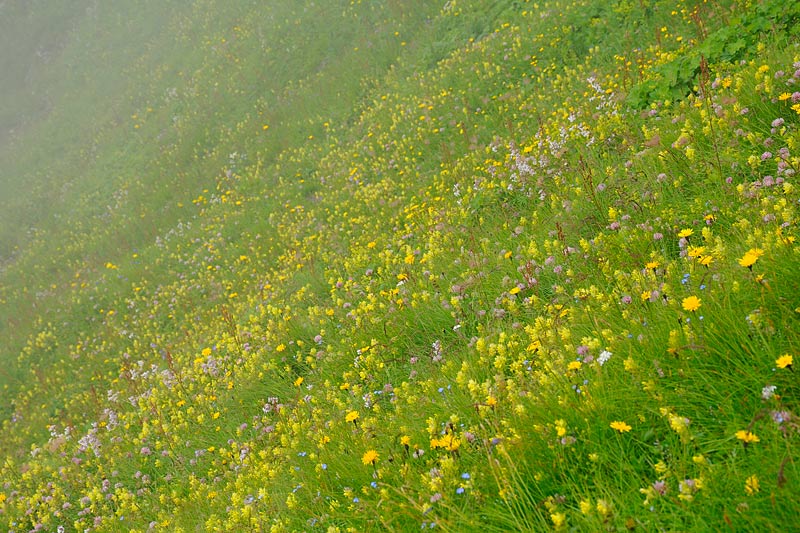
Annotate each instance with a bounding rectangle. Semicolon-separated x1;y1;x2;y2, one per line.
1;0;799;531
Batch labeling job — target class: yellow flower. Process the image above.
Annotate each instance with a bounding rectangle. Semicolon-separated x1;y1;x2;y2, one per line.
645;260;660;270
567;360;582;371
610;421;632;433
745;474;760;495
345;411;360;423
698;255;714;267
550;512;566;528
682;295;701;312
400;435;411;446
596;498;612;516
687;246;705;258
735;430;760;444
738;248;764;269
579;500;592;515
441;434;461;452
678;228;694;238
738;253;757;268
776;354;793;369
361;449;379;465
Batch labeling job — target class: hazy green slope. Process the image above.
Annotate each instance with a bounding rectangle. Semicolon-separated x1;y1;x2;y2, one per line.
0;0;440;386
1;0;799;531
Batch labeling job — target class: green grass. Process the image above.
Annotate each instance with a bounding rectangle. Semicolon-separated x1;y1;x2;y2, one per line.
1;0;800;531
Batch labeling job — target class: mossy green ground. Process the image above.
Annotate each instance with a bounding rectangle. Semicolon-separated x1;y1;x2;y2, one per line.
1;0;799;531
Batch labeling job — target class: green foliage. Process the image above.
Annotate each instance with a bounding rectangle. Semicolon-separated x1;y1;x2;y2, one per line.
628;0;800;109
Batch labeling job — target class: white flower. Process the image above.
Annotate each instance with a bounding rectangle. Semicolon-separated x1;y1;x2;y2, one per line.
598;350;612;366
762;385;777;400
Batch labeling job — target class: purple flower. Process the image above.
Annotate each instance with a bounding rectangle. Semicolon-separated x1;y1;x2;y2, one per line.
771;410;791;425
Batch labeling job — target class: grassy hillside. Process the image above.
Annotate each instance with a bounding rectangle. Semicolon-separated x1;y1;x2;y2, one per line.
1;0;799;531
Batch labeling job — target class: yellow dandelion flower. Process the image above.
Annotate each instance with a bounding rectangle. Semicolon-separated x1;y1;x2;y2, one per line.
776;354;793;369
610;420;632;433
441;434;461;452
567;360;582;371
361;449;379;465
678;228;694;238
738;248;764;269
682;295;701;312
345;411;360;423
735;430;760;444
698;255;714;267
645;260;660;270
738;253;758;268
687;246;705;258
